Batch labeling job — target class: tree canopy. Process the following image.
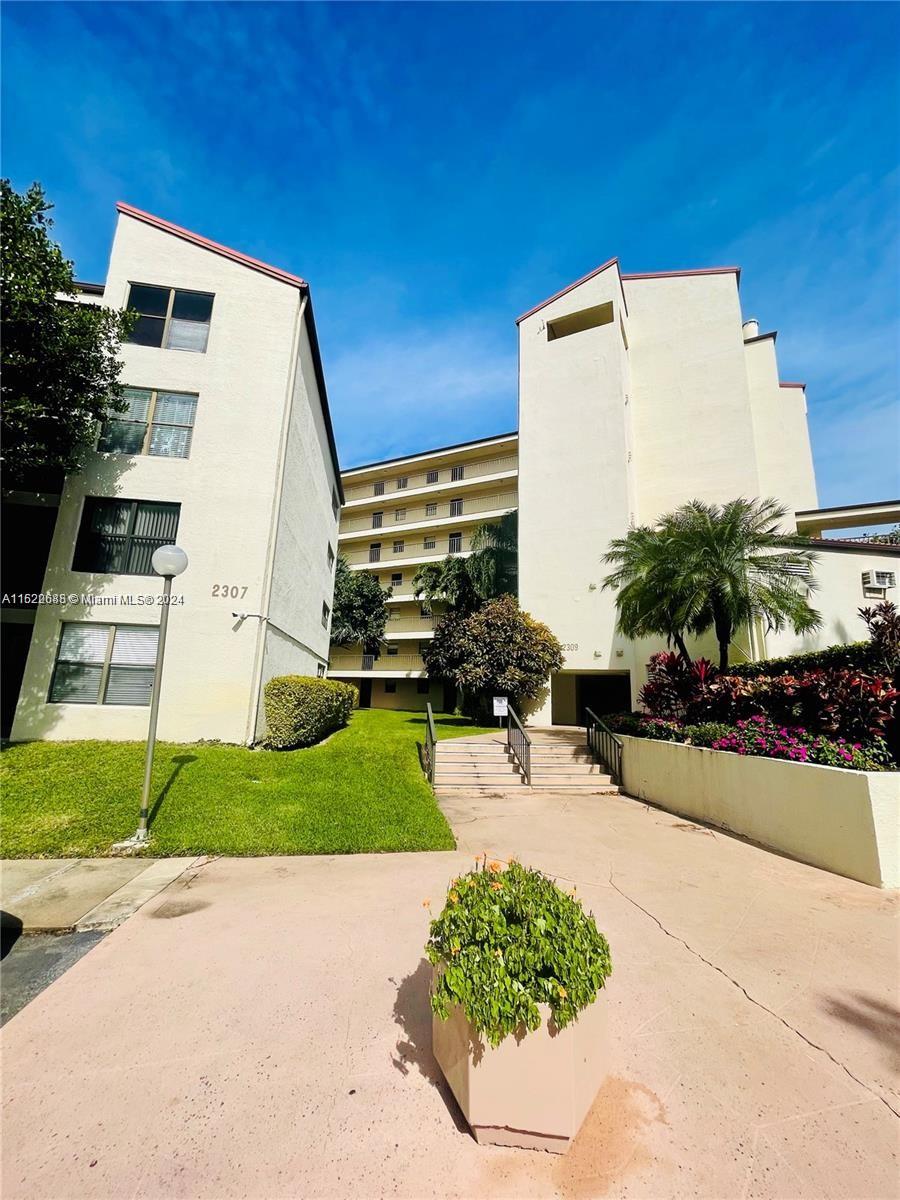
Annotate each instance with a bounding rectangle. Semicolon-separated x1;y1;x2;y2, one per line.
1;181;132;483
330;555;391;652
412;512;518;616
423;594;563;716
603;497;821;670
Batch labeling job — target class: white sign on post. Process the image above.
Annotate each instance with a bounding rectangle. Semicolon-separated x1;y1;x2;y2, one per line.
492;696;509;718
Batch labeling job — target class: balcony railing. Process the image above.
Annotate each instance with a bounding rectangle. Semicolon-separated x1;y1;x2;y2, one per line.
329;653;424;673
385;615;435;633
342;453;518;503
340;490;517;535
343;532;474;567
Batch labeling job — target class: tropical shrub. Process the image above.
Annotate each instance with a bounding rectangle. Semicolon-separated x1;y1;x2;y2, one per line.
423;595;563;717
426;857;612;1047
638;652;717;719
263;675;357;749
728;602;900;679
605;712;892;771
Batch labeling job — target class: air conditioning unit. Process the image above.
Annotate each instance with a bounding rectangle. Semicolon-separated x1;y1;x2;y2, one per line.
862;570;896;589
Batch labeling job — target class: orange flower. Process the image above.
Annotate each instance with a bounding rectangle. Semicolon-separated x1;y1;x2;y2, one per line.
449;890;459;904
422;898;431;908
489;860;503;873
490;880;503;892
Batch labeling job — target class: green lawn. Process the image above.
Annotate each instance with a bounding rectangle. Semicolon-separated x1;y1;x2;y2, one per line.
0;709;495;859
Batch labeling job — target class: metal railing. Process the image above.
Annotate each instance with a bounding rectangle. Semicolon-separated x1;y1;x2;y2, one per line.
342;453;519;503
340;489;517;534
506;704;531;785
344;534;474;567
330;653;424;673
585;707;622;783
423;702;437;783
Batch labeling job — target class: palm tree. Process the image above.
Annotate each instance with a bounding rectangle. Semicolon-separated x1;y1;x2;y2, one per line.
604;498;822;670
468;511;518;600
412;556;480;615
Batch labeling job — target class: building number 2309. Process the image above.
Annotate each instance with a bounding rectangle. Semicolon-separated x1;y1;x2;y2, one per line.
211;584;249;599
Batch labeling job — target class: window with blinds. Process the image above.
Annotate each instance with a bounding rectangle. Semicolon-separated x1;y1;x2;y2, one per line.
99;387;198;458
126;284;214;352
73;498;180;575
49;623;158;705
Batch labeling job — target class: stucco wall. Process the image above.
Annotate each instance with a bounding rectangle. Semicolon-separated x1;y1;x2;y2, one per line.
624;272;761;523
744;340;818;520
518;261;638;723
620;736;900;887
11;213;309;745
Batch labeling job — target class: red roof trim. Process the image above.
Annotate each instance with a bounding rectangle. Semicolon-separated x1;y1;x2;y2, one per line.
115;202;307;290
621;265;742;284
515;257;621;325
779;382;806;389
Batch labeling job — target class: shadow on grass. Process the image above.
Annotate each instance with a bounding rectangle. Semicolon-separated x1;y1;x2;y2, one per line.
390;958;469;1135
148;754;197;828
406;716;479;729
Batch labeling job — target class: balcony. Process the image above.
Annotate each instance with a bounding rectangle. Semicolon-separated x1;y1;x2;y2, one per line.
339;490;517;537
385;614;435;633
329;652;425;677
344;531;473;568
342;453;518;505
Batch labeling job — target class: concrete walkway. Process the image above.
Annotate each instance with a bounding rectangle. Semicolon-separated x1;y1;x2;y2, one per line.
2;793;898;1199
1;857;203;933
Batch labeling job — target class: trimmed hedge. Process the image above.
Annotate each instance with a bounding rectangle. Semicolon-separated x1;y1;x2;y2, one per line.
729;641;875;678
263;675;358;749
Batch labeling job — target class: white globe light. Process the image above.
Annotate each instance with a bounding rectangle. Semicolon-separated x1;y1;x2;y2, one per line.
151;544;189;578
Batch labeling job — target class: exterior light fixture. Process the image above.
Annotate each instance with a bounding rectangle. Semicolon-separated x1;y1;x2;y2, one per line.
116;544;188;849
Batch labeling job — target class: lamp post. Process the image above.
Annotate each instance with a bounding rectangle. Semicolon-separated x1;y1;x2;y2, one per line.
131;544;188;846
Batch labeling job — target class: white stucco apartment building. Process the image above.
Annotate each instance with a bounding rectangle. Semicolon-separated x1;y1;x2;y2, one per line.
516;258;898;724
5;203;343;744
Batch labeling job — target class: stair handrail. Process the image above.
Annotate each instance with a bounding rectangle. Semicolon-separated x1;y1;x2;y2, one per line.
423;702;437;783
506;704;532;785
585;707;622;784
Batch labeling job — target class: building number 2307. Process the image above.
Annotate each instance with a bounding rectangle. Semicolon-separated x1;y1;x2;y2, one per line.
211;584;249;599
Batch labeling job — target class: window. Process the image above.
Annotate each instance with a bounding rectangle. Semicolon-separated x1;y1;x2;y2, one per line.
449;498;463;517
425;503;437;517
451;465;465;482
397;477;408;490
426;469;439;485
322;602;330;628
448;532;462;554
395;508;406;522
73;499;180;576
332;488;340;519
372;511;384;529
417;679;430;695
369;543;381;563
126;284;213;352
391;572;403;588
547;301;614;341
385;681;397;694
316;663;326;678
387;645;399;657
327;543;335;570
99;387;198;458
424;536;436;550
49;623;158;706
393;539;404;553
374;481;385;496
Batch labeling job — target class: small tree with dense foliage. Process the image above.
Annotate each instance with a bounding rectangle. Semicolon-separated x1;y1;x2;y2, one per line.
423;594;563;716
1;181;133;482
330;556;391;653
604;498;821;669
412;556;481;616
468;511;518;600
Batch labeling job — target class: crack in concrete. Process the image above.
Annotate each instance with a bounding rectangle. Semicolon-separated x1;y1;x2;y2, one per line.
608;872;900;1122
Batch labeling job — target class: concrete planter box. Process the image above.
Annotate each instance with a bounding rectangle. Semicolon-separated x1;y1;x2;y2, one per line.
619;735;900;888
431;978;608;1153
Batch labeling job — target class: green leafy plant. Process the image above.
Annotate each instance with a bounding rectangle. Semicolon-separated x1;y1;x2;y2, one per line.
426;857;612;1047
330;555;391;652
263;675;358;749
423;594;563;717
1;180;134;482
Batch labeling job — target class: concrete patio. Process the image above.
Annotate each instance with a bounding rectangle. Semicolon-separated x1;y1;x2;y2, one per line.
2;789;898;1199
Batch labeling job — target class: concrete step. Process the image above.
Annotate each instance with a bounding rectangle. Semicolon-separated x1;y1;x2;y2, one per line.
434;773;527;787
529;784;620;793
529;772;613;784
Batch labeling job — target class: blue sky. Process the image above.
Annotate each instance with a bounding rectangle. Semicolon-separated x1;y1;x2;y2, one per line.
3;2;898;504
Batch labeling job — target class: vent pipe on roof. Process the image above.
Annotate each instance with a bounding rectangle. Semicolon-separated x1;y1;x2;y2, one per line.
742;318;760;341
